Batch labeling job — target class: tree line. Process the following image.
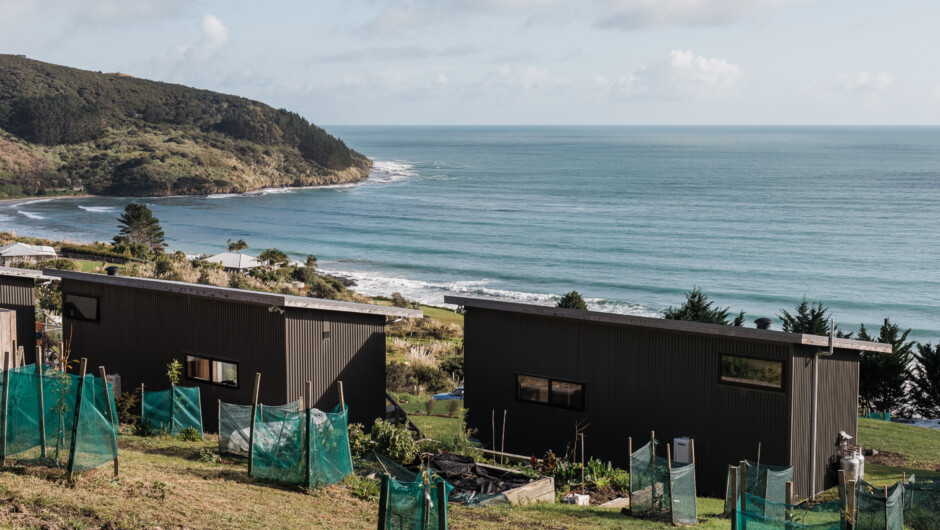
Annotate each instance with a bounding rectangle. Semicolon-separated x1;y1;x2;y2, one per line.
557;287;939;418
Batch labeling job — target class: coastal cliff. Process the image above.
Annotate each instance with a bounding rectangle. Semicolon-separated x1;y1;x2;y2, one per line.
0;55;371;198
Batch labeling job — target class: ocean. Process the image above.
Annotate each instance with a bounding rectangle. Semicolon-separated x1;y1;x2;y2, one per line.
2;126;939;341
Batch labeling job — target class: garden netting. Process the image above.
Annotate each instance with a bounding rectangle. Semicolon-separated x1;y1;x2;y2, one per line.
903;475;940;530
379;468;454;530
725;461;794;515
630;438;698;525
736;492;844;529
854;480;903;530
142;386;203;436
219;400;300;455
859;412;890;421
248;403;353;487
0;364;118;474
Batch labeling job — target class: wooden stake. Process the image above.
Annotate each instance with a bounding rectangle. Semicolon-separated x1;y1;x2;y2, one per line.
98;366;119;477
66;358;88;481
667;443;675;523
846;479;856;529
739;459;747;504
377;475;390;530
140;383;145;425
650;431;656;507
786;481;794;521
436;480;448;529
730;466;739;530
337;380;345;411
691;438;697;497
0;351;9;467
491;410;495;454
304;380;312;488
247;372;261;476
838;469;846;509
500;409;507;466
304;381;312;412
627;437;633;514
883;486;889;530
36;358;46;458
217;399;222;454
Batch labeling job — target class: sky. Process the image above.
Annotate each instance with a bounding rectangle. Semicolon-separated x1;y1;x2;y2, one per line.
1;0;939;125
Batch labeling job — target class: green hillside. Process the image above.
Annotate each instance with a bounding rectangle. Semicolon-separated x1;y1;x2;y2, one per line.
0;55;371;198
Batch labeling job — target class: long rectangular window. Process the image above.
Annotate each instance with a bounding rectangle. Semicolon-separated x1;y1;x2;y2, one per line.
63;293;99;322
720;354;783;390
516;374;584;410
186;354;238;388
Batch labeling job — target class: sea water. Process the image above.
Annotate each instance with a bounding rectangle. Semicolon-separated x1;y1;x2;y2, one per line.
2;126;939;341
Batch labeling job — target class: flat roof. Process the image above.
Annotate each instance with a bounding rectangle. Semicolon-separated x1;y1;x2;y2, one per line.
0;266;57;281
47;270;423;319
444;295;892;353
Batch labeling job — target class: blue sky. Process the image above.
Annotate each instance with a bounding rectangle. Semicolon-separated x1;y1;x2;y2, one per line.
2;0;938;125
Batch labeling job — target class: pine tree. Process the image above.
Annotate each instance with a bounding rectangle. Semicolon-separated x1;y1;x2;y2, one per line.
907;342;940;418
778;297;832;335
113;202;165;257
857;319;914;413
664;286;744;326
557;291;588;310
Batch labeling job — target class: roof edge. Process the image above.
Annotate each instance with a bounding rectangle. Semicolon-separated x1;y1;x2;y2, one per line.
46;270;423;319
0;266;57;281
444;295;892;353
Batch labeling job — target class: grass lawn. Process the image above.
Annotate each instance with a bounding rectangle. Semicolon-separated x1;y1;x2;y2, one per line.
415;304;463;327
857;417;940;470
0;433;733;529
395;395;466;440
74;259;123;273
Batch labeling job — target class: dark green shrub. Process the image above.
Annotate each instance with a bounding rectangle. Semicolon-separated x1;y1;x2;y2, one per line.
411;364;451;394
176;426;201;441
439;354;464;381
347;423;369;458
370;419;417;465
115;386;141;425
386;362;415;394
391;292;411;308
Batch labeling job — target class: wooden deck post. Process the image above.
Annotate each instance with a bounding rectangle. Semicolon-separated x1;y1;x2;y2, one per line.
98;366;119;477
35;357;46;458
0;351;9;467
247;372;261;476
436;480;448;529
66;358;88;481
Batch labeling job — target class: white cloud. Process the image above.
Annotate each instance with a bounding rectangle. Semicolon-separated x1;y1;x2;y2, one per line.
832;72;893;93
597;49;743;101
147;14;229;83
0;0;191;28
593;0;806;30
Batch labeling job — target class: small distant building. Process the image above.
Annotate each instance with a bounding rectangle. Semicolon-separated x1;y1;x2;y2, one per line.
0;242;57;266
0;267;56;363
204;252;261;272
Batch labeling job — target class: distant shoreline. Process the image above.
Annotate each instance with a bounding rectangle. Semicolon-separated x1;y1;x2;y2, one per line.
0;194;96;206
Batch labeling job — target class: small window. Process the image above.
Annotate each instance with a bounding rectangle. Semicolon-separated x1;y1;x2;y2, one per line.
186;354;238;388
516;374;585;410
720;354;783;390
63;293;99;322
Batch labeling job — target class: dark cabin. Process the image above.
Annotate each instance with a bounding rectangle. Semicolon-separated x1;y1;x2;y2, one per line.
48;270;422;431
444;295;891;498
0;266;53;364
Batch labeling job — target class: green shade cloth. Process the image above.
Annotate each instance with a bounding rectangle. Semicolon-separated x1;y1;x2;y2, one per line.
247;403;353;487
736;493;844;529
903;475;940;530
855;480;904;530
142;386;203;436
380;469;454;530
1;365;118;473
219;401;301;455
630;438;698;524
859;412;891;421
725;460;794;515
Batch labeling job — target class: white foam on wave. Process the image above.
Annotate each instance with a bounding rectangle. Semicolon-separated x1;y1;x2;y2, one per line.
16;199;54;206
369;161;416;184
0;214;14;223
78;205;118;213
206;193;242;199
16;210;44;220
260;187;294;195
319;267;659;318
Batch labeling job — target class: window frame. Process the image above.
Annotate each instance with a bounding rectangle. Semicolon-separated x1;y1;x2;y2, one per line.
515;373;586;411
62;292;100;323
718;352;785;392
184;352;240;389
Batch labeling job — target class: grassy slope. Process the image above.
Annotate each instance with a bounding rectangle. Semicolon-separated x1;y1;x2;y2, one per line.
854;417;940;487
0;435;729;529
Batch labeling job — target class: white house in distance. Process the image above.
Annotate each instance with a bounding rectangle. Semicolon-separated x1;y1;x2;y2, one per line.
204;252;261;272
0;242;57;266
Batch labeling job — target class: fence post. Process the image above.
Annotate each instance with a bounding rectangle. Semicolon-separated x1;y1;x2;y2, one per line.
35;358;46;458
66;358;88;481
304;380;312;489
140;383;145;426
627;437;633;514
98;366;119;477
377;474;390;530
217;399;222;454
785;481;794;522
883;486;889;530
846;479;856;530
838;469;846;509
650;430;656;509
247;372;261;476
0;351;9;467
667;443;675;524
739;460;747;507
337;380;345;411
437;480;448;529
730;466;739;530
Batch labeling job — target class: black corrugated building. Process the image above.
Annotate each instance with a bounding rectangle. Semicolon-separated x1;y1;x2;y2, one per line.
0;266;52;363
48;270;421;431
444;295;890;497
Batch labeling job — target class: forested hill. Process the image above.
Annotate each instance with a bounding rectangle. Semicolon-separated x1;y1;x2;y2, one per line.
0;55;371;198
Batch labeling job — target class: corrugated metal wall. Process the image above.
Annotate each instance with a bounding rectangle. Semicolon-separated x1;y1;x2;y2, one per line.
790;346;860;497
465;307;793;494
0;275;36;363
284;308;386;427
62;279;286;432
